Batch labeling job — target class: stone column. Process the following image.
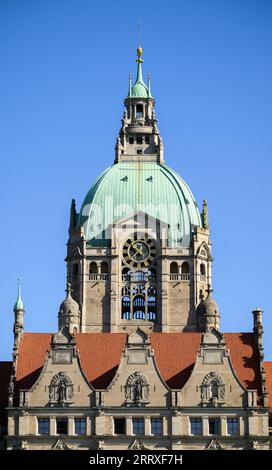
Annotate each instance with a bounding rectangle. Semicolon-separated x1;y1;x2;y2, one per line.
68;416;74;435
202;416;209;436
126;416;133;436
239;416;244;436
18;413;29;436
221;416;227;436
50;416;56;436
144;416;151;436
163;416;168;436
8;416;15;436
86;416;92;436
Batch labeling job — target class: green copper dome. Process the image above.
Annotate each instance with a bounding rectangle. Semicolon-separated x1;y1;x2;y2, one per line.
78;162;202;248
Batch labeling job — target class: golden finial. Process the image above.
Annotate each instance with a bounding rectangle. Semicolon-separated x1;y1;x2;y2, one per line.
136;46;143;63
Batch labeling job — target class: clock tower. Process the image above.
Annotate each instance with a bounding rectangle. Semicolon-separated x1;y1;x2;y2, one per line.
64;47;216;333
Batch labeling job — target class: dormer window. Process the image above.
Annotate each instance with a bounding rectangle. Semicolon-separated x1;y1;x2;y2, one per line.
136;104;144;118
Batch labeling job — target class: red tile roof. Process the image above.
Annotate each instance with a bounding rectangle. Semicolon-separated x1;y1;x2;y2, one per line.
16;333;52;389
224;333;262;397
76;333;126;388
14;332;263;398
151;333;201;388
0;361;12;408
264;362;272;408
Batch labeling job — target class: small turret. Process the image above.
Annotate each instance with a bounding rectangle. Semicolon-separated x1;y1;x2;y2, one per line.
13;279;25;368
69;198;77;229
58;283;80;334
197;286;220;332
201;199;209;230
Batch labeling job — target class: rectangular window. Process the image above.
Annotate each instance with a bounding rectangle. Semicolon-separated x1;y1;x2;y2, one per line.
136;104;143;118
38;418;49;435
190;418;202;435
56;418;68;435
129;137;134;144
151;418;162;435
136;136;143;144
137;149;143;155
145;136;150;144
208;418;220;435
75;418;86;435
132;418;144;435
227;418;239;435
114;418;126;435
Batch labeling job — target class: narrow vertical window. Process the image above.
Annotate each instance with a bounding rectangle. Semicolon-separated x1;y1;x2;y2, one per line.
190;418;202;435
38;418;49;435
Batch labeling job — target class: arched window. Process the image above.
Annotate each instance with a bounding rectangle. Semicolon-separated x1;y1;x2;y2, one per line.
101;262;108;273
133;295;145;319
89;262;98;280
200;263;206;276
170;262;178;274
147;296;156;321
136;104;143;118
89;262;98;274
181;262;189;274
122;266;130;281
122;296;130;320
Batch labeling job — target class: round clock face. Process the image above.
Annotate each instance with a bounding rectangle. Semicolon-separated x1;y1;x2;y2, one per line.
123;237;156;268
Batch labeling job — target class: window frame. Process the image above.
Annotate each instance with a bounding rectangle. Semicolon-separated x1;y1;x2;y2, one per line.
190;417;202;436
227;418;239;436
208;418;220;435
56;417;68;435
114;418;126;435
151;418;162;435
38;417;50;435
132;417;144;435
75;417;86;435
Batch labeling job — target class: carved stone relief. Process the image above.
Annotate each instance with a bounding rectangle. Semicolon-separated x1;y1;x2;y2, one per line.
124;372;150;406
49;372;73;406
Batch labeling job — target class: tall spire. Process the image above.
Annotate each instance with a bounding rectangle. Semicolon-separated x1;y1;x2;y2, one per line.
136;46;144;83
14;278;24;311
148;73;152;98
128;72;132;97
127;47;149;98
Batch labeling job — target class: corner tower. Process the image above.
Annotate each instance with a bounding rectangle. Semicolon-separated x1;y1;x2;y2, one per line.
65;47;214;333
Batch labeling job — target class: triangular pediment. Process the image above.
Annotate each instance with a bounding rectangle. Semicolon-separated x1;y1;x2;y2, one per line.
129;438;148;450
206;439;224;450
52;439;71;450
111;210;168;229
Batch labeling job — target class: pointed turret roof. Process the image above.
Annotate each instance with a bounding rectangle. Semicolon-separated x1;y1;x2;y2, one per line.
14;279;24;311
128;47;152;98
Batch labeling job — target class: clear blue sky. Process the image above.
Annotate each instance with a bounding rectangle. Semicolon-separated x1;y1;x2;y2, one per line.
0;0;271;361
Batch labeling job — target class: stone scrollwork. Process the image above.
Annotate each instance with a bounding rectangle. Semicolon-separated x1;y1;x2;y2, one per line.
125;372;150;406
49;372;73;407
200;372;226;406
